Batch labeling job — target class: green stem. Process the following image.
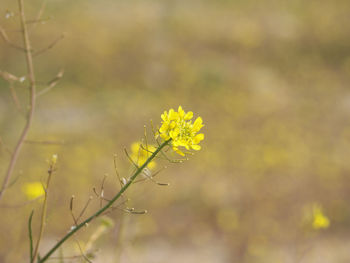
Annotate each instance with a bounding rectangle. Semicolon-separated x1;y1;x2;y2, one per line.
38;139;170;263
28;210;34;261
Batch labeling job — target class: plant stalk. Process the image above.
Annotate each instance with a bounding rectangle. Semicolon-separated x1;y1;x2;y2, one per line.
38;139;170;263
31;163;55;263
0;0;36;201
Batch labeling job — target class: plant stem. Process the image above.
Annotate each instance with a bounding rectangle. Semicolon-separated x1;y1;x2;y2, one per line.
38;139;170;263
28;210;34;260
31;163;55;263
0;0;36;201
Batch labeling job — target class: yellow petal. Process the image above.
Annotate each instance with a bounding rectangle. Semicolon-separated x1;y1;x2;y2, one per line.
131;142;140;153
173;147;185;156
170;128;180;139
170;121;176;129
184;111;193;120
160;133;169;140
169;109;177;120
191;145;201;150
161;111;168;121
193;117;203;131
193;133;204;144
178;106;185;117
159;123;168;133
148;161;156;169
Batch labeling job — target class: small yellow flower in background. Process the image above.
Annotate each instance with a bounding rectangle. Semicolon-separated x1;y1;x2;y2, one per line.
158;106;204;156
51;154;58;165
130;142;157;169
312;204;330;229
22;182;45;200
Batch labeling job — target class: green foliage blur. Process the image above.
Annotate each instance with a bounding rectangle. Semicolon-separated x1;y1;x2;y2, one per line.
1;0;350;262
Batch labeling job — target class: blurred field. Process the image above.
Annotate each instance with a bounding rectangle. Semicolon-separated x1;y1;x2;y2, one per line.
1;0;350;262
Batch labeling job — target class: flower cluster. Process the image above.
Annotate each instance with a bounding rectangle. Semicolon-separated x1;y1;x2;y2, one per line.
130;142;157;169
158;106;204;156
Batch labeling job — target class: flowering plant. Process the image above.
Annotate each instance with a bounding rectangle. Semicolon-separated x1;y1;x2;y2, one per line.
33;107;204;263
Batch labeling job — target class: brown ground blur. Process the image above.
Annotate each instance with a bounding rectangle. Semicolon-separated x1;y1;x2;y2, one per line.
1;0;350;262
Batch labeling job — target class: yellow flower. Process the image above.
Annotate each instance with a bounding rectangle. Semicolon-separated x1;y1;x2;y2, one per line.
158;106;204;156
312;205;330;229
130;142;157;169
22;182;45;200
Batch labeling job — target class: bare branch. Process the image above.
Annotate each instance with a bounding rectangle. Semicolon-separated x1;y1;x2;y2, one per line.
0;70;21;82
113;154;123;188
36;0;47;21
28;0;47;32
75;239;93;263
31;158;56;263
0;70;25;112
140;144;187;163
0;26;28;51
26;17;51;25
0;0;37;201
36;69;64;97
9;83;23;112
33;34;65;57
69;196;78;226
124;148;139;168
76;196;93;223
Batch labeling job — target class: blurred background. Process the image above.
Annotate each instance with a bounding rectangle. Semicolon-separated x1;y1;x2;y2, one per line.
1;0;350;262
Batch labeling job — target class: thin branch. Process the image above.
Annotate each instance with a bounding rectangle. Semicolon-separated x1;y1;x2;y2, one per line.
76;196;93;223
31;161;56;263
113;154;123;188
38;139;170;263
36;69;64;97
74;239;93;263
0;70;21;82
103;202;147;216
0;0;37;201
0;26;27;51
133;166;169;186
0;70;24;113
144;125;149;159
28;0;47;32
26;17;51;25
35;0;47;22
33;34;64;57
140;144;187;163
99;174;108;207
9;83;23;112
69;196;78;226
124;148;139;168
